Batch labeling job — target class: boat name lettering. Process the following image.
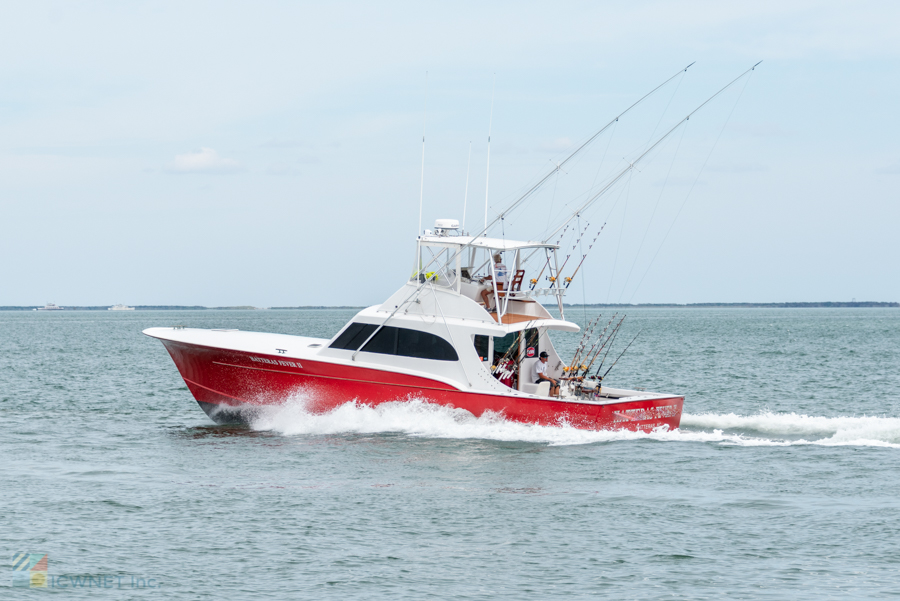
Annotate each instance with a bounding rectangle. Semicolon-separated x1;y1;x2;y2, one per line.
612;405;679;422
249;356;302;368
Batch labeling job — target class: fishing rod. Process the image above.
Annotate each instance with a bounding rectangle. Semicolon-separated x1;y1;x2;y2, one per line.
581;314;625;377
600;329;643;379
541;61;762;246
566;313;604;375
563;222;607;288
592;315;627;377
582;315;624;376
571;313;616;376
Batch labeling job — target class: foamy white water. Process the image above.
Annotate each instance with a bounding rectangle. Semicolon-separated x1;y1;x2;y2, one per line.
250;397;900;448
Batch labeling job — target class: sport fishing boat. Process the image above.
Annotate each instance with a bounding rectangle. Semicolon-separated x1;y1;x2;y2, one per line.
144;63;763;431
145;220;683;432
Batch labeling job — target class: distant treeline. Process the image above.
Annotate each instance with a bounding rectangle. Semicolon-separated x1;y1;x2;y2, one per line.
268;306;366;310
563;302;899;308
3;302;895;311
0;305;366;311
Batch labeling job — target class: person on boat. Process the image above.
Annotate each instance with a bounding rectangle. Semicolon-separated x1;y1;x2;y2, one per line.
479;253;508;312
533;351;559;396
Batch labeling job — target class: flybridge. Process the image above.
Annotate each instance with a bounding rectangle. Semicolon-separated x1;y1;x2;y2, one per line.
414;221;569;321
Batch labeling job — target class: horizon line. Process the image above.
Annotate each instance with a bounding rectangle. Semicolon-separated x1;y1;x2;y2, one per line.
2;301;897;311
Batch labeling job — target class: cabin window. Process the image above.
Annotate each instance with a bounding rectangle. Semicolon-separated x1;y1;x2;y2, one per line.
397;328;458;361
473;335;489;362
491;328;540;363
363;326;398;355
330;323;458;361
330;323;378;350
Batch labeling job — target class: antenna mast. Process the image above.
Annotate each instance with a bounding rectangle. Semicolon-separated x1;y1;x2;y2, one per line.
417;72;428;236
484;74;495;230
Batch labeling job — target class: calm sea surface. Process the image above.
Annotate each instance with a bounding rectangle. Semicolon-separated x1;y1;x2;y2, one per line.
2;308;899;599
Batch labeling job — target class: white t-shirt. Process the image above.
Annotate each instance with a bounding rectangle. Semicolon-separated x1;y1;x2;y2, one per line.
492;262;508;285
533;359;547;382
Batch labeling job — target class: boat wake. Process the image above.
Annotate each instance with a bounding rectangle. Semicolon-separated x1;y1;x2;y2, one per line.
247;396;900;448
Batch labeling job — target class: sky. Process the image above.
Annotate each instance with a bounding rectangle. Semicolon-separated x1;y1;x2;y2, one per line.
1;1;898;307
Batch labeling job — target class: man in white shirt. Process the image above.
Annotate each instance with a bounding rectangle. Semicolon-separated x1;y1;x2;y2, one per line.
532;351;559;396
479;253;508;312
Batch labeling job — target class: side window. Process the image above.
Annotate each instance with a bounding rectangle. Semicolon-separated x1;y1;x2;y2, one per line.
362;326;398;355
398;328;458;361
491;329;540;362
330;323;377;350
336;324;459;361
473;335;489;361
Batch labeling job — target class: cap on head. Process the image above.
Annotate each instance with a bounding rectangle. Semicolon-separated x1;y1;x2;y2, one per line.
539;351;549;358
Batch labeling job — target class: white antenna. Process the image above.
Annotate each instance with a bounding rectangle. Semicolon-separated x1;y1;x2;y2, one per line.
417;72;428;236
462;141;472;232
484;74;495;230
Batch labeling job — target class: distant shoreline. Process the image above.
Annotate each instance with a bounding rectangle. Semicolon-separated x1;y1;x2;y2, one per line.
1;301;896;311
563;302;899;308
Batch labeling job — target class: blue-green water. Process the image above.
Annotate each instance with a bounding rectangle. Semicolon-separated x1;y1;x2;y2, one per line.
2;308;899;599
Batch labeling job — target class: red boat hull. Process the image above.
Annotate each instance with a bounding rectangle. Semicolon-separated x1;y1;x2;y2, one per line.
161;340;683;432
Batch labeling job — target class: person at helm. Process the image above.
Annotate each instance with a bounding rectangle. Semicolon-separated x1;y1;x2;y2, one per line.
479;253;508;312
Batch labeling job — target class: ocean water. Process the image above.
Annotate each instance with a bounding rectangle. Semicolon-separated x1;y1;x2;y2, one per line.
2;308;899;599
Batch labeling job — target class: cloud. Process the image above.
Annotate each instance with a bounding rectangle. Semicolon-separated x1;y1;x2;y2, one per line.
168;148;240;173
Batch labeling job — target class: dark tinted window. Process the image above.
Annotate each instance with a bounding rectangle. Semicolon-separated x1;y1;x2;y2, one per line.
331;323;457;361
330;323;377;350
362;326;398;355
474;335;489;361
397;328;458;361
